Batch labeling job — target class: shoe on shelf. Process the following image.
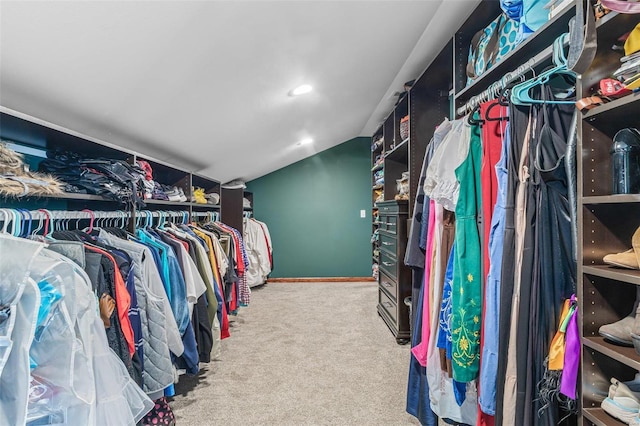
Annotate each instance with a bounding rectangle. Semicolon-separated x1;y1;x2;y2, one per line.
602;377;640;424
603;225;640;269
623;373;640;425
633;224;640;265
604;249;640;269
599;316;635;347
625;373;640;393
177;187;187;202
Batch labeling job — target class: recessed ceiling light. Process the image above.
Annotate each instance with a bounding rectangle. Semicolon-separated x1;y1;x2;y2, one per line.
289;84;313;96
296;138;313;146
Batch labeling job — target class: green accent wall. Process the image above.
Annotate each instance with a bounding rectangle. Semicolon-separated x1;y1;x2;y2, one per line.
247;137;372;278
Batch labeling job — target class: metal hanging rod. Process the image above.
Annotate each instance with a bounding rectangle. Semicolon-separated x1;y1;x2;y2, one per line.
0;208;200;224
191;211;220;222
457;56;537;117
456;32;571;118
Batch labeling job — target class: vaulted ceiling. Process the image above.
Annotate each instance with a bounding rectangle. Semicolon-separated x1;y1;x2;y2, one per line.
0;0;478;183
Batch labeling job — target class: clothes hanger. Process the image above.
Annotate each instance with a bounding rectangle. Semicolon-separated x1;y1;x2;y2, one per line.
485;84;513;121
511;68;576;105
37;209;52;238
511;33;575;106
143;210;151;229
32;211;44;236
81;209;95;234
467;105;484;126
10;210;22;237
0;209;9;235
121;211;128;229
0;209;12;235
96;214;103;229
15;209;30;238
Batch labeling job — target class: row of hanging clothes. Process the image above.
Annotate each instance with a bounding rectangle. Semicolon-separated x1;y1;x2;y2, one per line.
242;212;273;288
405;33;580;426
0;208;250;426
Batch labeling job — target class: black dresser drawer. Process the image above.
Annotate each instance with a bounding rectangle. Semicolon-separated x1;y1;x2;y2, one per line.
377;202;400;214
379;232;398;256
379;289;398;325
376;200;408;215
379;215;398;235
379;250;397;280
379;270;397;301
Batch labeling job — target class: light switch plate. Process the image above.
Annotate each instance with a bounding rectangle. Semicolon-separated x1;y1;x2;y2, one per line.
360;210;366;218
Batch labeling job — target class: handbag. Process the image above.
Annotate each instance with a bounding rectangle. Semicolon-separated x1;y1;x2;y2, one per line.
600;0;640;13
466;13;520;85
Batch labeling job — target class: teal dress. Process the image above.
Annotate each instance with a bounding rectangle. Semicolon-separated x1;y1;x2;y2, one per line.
451;117;483;383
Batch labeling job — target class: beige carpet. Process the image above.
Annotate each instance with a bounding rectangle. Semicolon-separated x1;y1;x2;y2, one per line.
171;282;421;425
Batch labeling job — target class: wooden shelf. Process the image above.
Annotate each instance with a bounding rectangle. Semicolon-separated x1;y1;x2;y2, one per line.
385;138;409;159
583;336;640;370
17;192;112;202
595;12;639;48
190;202;220;209
596;11;619;29
143;199;191;207
583;407;626;426
455;4;574;101
583;94;640;121
583;265;640;286
583;195;640;204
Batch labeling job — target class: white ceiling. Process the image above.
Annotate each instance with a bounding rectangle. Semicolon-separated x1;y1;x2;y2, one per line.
0;0;478;183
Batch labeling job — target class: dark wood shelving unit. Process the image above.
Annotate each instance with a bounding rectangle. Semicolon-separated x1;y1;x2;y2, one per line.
363;0;639;415
579;12;640;424
584;265;640;286
143;199;191;207
454;1;574;101
8;192;112;202
370;38;452;343
190;202;220;210
584;194;640;204
385;138;409;159
583;407;626;426
371;122;385;291
0;107;234;227
0;107;133;160
583;93;640;121
220;187;243;232
583;337;640;370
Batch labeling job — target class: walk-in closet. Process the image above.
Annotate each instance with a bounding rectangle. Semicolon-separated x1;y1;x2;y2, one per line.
2;1;640;425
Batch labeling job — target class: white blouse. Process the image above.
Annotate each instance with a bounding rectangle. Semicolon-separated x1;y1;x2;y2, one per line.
423;117;472;211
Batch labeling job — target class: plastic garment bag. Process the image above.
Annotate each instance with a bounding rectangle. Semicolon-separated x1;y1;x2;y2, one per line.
27;251;95;424
0;234;42;426
36;248;154;426
0;235;153;425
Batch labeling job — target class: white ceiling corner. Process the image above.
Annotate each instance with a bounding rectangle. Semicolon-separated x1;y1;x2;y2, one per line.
0;0;477;183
